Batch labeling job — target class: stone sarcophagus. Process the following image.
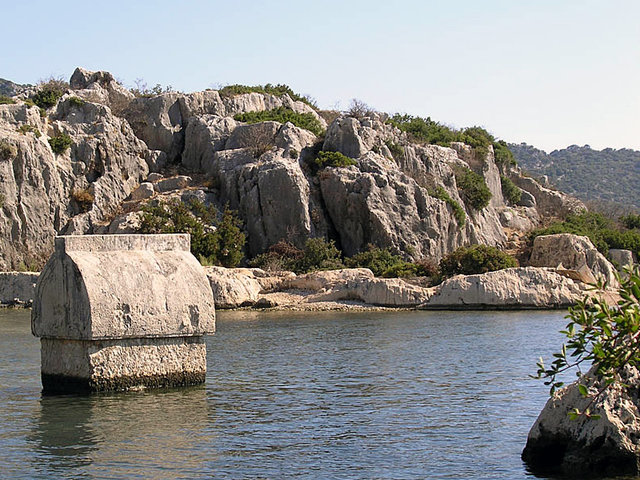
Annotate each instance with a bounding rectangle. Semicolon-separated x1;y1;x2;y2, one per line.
32;234;215;394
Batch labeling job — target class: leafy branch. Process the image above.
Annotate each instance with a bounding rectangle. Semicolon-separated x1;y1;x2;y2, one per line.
533;266;640;419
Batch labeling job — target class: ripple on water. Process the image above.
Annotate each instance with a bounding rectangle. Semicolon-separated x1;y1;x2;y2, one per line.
0;308;597;479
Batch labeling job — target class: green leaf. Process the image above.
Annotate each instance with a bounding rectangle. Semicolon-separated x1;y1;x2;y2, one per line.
578;384;588;397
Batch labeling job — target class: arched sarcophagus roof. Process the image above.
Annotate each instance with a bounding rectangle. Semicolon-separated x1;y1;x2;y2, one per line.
32;234;215;340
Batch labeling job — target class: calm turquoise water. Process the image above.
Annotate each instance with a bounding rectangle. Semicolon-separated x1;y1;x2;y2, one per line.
0;308;618;479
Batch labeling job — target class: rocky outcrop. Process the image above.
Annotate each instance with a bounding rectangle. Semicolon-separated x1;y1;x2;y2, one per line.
0;92;149;270
423;267;582;308
0;67;588;269
0;271;39;306
529;233;618;285
511;173;585;218
522;365;640;477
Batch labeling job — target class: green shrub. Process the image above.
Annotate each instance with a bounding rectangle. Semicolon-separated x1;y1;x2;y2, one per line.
387;114;459;146
453;166;492;210
345;245;406;276
70;188;94;213
494;140;517;167
429;186;466;226
234;107;324;136
500;175;522;204
621;214;640;230
439;245;518;277
68;96;85;107
48;133;73;154
249;240;304;272
295;238;344;273
17;124;41;137
0;140;17;160
315;151;357;169
219;83;316;109
139;199;245;267
387;115;516;164
0;193;5;208
0;95;16;105
32;78;68;109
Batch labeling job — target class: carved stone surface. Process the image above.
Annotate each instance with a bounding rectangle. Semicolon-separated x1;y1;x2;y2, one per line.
31;233;215;393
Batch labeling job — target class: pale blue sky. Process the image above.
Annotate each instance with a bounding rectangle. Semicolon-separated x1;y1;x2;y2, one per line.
3;0;638;152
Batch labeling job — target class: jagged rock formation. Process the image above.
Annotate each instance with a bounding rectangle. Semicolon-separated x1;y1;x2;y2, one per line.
0;67;585;270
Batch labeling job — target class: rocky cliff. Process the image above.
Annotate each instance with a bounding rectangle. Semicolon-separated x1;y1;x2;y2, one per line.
0;68;585;270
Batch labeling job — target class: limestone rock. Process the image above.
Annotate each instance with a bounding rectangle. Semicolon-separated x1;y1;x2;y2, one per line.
0;95;149;270
424;267;583;308
123;93;185;162
285;268;432;307
182;115;237;172
511;174;585;217
69;67;134;114
130;182;154;200
522;365;640;477
0;272;39;306
154;175;192;193
529;233;618;285
205;266;263;308
204;266;292;309
609;249;635;270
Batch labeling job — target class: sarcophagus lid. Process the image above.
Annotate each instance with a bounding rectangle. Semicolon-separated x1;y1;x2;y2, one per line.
32;234;216;340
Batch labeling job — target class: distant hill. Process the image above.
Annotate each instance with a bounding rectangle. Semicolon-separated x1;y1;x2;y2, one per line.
509;143;640;210
0;78;28;96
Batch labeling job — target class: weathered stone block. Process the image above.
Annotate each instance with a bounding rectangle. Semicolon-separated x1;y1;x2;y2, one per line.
32;234;215;394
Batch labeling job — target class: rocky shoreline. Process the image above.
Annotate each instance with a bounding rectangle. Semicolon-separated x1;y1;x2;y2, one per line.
0;265;608;313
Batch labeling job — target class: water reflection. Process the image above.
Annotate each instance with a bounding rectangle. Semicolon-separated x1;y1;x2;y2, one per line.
31;387;209;478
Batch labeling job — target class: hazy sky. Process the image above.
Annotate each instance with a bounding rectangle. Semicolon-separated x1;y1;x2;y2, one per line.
3;0;638;152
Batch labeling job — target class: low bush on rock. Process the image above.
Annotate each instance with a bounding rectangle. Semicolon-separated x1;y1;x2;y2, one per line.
67;96;85;107
453;166;492;210
250;238;343;273
0;95;16;105
345;245;405;276
315;151;356;169
387;114;516;165
219;83;316;109
0;139;17;160
70;188;94;213
31;77;68;109
17;124;41;137
439;245;518;277
428;186;466;226
48;133;73;154
234;107;324;137
500;175;522;204
621;214;640;230
139;199;245;267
